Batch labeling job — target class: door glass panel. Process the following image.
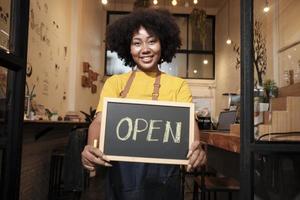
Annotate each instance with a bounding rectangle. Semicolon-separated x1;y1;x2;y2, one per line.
254;152;300;200
0;66;9;136
253;0;300;142
0;0;11;52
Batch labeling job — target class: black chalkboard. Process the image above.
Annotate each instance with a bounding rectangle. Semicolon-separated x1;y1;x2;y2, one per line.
99;98;194;165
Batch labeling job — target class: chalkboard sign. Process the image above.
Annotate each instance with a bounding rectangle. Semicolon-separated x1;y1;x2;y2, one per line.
99;98;195;165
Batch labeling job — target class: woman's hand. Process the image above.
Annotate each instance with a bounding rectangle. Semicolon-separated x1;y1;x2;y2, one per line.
81;145;112;171
186;140;206;172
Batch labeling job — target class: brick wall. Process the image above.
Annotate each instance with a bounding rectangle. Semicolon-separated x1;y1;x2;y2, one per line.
19;126;70;200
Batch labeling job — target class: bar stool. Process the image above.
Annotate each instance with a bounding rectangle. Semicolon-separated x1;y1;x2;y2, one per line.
192;143;240;200
193;174;240;200
181;162;217;200
48;149;65;200
48;128;88;200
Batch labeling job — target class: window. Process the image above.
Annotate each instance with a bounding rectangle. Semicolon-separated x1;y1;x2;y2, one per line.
105;11;215;79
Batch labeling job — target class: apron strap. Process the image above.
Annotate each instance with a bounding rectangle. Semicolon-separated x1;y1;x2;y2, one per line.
152;71;161;100
119;70;136;98
119;70;161;100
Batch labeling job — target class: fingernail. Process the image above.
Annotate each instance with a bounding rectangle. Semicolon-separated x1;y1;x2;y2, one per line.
187;164;191;172
105;163;112;167
186;150;192;158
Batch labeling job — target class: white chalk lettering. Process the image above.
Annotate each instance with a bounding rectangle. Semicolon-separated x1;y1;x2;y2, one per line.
116;117;133;141
115;117;182;143
163;121;182;143
146;120;162;142
133;118;148;141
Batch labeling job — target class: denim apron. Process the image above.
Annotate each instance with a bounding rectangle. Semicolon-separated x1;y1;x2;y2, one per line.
105;71;182;200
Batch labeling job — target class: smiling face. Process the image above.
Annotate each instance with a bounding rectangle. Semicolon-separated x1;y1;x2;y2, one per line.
130;26;161;72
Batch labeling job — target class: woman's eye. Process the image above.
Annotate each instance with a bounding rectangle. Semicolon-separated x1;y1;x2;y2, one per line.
149;40;156;45
133;42;141;46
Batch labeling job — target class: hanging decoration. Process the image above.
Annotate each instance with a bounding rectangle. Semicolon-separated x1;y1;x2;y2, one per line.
190;7;207;49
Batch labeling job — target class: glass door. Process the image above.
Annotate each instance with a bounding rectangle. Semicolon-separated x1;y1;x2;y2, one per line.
240;0;300;199
0;0;29;199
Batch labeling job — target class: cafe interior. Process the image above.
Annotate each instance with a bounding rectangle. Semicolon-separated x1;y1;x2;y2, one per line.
1;0;300;199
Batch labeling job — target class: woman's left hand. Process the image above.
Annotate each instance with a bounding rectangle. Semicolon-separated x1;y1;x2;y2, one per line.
186;140;207;172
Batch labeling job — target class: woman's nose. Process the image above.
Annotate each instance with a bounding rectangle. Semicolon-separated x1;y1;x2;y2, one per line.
141;43;150;53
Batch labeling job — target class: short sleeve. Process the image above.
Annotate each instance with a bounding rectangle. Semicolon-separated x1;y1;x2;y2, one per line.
177;80;192;103
96;76;120;113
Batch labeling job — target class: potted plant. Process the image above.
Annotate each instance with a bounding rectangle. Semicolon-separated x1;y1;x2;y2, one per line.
263;79;278;102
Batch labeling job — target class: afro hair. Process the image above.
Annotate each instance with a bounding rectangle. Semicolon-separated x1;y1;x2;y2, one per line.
106;8;182;67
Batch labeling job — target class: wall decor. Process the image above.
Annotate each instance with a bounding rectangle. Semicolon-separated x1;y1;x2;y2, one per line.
26;63;33;77
26;0;72;116
81;62;99;94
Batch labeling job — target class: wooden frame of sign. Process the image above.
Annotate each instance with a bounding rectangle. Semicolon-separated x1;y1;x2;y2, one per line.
99;97;195;165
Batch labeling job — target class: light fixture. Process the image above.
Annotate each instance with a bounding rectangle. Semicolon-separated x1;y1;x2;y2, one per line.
203;59;208;65
193;0;198;4
193;69;198;74
226;0;231;45
171;0;177;6
263;0;270;13
153;0;158;5
226;38;232;45
101;0;108;5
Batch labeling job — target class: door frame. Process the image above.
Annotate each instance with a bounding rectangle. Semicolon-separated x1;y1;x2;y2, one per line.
0;0;29;199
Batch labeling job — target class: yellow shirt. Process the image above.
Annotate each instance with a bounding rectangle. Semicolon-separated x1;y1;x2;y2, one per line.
96;71;192;112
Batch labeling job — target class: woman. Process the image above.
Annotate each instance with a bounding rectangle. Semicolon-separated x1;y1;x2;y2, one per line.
81;8;206;200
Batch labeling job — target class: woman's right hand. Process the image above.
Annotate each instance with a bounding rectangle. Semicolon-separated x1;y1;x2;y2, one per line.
81;145;112;171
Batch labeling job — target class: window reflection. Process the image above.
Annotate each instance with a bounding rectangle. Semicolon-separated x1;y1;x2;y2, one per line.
253;0;300;142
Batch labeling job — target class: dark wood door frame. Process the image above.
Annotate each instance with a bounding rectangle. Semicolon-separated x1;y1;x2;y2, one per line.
0;0;29;199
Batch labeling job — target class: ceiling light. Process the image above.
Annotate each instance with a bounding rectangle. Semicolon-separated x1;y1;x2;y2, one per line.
226;0;231;45
263;0;270;13
193;0;198;4
153;0;158;5
226;38;232;45
203;59;208;65
263;6;270;13
193;69;198;74
171;0;177;6
101;0;108;5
